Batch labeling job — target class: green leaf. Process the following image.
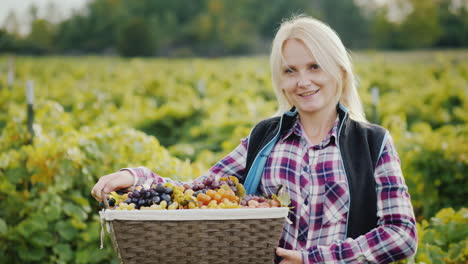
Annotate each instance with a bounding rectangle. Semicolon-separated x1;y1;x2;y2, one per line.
18;246;46;261
423;230;437;244
427;244;445;264
53;243;74;262
236;183;245;198
30;231;55;247
76;249;90;264
5;167;28;184
70;217;87;230
63;202;88;221
56;220;78;241
16;216;48;238
86;246;112;263
446;222;468;243
55;170;73;190
70;192;91;213
44;203;62;221
0;218;7;235
272;192;291;207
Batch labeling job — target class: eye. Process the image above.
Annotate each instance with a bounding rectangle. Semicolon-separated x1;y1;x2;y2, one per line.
309;63;320;70
283;67;294;74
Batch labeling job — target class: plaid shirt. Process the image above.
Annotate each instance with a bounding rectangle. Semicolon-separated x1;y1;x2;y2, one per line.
127;116;417;264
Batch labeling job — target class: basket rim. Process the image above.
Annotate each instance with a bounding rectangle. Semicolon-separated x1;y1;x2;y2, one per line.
100;207;289;221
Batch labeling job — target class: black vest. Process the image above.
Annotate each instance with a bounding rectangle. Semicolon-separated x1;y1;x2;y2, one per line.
241;105;386;239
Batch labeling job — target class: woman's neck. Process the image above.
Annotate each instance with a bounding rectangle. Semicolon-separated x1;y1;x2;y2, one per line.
298;106;338;145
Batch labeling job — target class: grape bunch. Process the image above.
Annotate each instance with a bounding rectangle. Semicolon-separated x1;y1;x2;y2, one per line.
100;190;127;208
115;183;175;210
194;187;241;209
240;195;281;208
187;175;244;197
101;176;289;210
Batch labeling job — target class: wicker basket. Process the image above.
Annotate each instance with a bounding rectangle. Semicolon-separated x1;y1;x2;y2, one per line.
100;208;289;264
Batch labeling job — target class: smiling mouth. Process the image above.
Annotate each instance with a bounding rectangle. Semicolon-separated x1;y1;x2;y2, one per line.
300;89;319;96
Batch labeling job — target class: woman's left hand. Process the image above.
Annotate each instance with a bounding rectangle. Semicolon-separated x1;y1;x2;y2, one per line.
276;247;302;264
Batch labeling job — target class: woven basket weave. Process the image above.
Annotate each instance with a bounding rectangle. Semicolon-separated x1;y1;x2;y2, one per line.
101;208;288;264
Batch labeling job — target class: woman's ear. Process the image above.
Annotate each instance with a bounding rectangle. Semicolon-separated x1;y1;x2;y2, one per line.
340;67;348;88
341;66;347;79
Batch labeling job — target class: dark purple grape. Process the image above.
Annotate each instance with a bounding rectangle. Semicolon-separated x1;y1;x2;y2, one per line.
116;189;126;195
124;198;132;204
128;192;134;198
211;181;220;189
152;196;161;204
155;183;166;193
137;200;146;207
144;191;152;199
203;177;213;186
132;190;140;198
227;179;234;186
131;198;139;204
164;187;173;195
108;198;116;206
99;201;104;208
161;193;172;203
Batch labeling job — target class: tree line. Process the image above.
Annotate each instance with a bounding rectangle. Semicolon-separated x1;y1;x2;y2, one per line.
0;0;467;57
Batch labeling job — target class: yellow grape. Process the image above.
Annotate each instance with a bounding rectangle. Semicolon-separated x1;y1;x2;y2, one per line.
159;201;168;209
188;201;198;209
208;200;218;208
168;201;179;210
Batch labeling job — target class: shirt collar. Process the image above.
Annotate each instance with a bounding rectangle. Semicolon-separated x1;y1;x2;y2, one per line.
281;115;300;141
281;115;340;147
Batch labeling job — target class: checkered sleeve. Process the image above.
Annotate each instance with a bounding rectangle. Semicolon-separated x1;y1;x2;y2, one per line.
305;132;418;264
121;138;248;187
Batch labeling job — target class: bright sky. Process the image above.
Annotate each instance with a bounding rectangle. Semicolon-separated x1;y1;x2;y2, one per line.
0;0;90;33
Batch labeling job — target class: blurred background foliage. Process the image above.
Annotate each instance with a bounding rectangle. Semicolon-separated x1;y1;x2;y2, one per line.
1;0;468;56
0;53;466;263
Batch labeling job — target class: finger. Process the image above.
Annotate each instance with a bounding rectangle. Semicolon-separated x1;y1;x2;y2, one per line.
91;175;110;201
276;247;289;257
103;178;123;193
276;248;301;264
103;172;133;193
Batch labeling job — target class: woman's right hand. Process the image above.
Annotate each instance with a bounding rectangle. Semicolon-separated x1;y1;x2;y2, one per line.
91;170;134;201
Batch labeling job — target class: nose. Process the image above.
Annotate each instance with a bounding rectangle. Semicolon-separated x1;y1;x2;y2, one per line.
297;72;311;88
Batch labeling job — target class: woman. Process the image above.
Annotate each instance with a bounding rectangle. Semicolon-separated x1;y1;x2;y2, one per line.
91;16;417;264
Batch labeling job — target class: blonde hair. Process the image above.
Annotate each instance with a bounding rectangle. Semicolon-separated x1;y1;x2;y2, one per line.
270;15;366;122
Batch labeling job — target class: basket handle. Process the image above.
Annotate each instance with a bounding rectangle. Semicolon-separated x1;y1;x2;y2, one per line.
102;190;110;209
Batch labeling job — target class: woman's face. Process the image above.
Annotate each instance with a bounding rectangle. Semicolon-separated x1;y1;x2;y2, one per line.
280;38;339;118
